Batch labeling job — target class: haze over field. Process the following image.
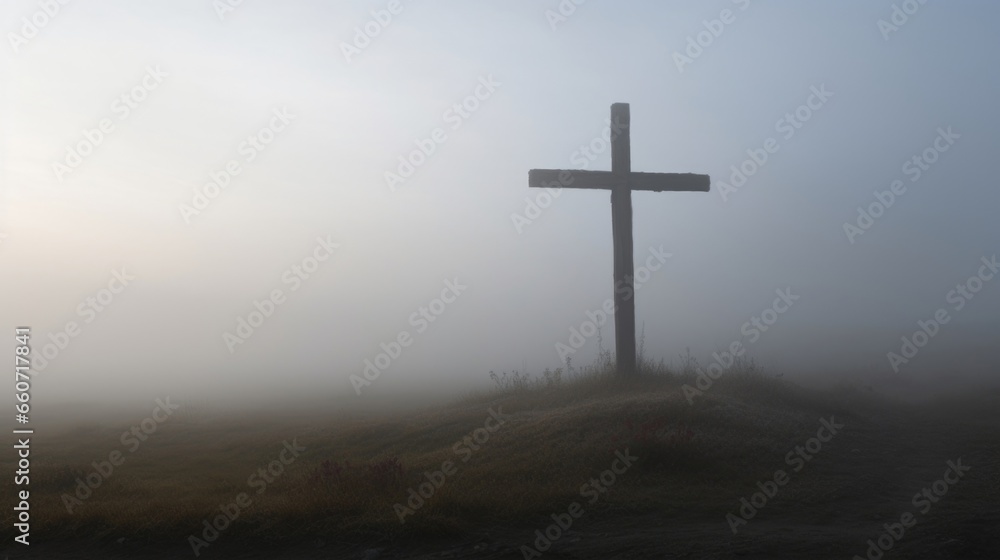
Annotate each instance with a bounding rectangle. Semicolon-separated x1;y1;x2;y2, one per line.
1;0;998;408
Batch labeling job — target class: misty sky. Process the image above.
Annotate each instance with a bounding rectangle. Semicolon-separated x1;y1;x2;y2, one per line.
2;0;998;407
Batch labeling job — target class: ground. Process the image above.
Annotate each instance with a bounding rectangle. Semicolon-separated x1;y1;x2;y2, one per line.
3;366;998;559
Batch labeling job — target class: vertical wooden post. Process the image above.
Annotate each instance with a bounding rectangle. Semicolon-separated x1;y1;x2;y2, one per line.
610;103;636;375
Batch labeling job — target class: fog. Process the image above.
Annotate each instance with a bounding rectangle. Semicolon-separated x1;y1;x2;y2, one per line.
2;0;998;409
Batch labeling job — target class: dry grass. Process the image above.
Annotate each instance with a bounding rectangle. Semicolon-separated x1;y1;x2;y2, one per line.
0;358;912;547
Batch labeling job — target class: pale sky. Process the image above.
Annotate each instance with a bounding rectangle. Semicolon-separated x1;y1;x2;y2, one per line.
2;0;998;407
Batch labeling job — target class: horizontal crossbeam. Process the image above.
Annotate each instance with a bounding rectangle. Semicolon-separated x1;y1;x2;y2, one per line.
528;169;710;192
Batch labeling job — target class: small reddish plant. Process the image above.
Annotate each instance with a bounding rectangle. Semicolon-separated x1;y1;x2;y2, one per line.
366;457;404;484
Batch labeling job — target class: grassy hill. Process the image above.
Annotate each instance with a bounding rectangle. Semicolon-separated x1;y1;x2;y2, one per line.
4;358;998;559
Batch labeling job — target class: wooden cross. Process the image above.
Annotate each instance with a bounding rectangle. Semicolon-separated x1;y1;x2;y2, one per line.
529;103;710;375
